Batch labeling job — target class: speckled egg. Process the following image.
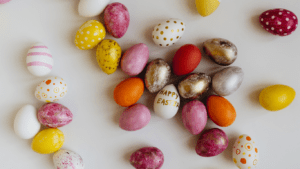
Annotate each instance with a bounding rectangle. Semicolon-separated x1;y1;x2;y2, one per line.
53;149;84;169
35;76;68;103
130;147;164;169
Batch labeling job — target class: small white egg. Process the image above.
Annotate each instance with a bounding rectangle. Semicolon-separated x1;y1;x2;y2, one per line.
53;149;84;169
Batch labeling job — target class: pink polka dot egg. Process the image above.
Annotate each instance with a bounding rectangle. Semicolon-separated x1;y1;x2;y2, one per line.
0;0;11;4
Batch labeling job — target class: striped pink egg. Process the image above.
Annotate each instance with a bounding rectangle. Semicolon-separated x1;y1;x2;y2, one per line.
26;43;53;76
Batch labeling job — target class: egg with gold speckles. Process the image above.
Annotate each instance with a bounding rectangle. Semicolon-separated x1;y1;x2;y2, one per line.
152;19;185;47
75;20;106;50
35;77;68;103
195;0;221;17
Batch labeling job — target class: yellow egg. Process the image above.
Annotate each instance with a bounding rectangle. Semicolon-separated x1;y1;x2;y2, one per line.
75;20;106;50
259;84;296;111
96;39;121;75
31;128;64;154
195;0;220;17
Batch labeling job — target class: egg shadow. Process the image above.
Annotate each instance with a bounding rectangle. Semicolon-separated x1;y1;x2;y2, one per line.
221;132;240;163
113;107;124;126
187;134;199;151
122;143;150;163
248;83;273;108
251;14;267;35
183;0;199;16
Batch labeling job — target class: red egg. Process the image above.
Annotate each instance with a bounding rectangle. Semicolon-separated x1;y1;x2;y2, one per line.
172;44;201;76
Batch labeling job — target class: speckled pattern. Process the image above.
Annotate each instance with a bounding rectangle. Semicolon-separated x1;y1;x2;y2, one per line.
53;149;84;169
38;103;73;128
130;147;164;169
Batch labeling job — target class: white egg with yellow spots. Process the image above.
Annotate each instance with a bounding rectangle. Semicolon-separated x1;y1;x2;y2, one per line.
75;20;106;50
152;19;185;47
35;77;68;103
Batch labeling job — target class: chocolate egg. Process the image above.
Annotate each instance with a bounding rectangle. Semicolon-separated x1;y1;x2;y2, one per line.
145;59;171;93
178;73;211;99
212;66;244;96
203;38;238;66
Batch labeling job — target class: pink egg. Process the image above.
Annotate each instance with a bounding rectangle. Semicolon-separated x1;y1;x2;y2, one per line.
119;103;151;131
0;0;11;4
130;147;164;169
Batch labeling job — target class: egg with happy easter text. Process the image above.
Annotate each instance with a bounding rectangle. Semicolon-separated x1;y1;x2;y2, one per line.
26;43;53;77
152;18;185;47
35;77;68;103
53;149;84;169
233;134;259;169
154;84;180;119
195;0;221;17
78;0;110;17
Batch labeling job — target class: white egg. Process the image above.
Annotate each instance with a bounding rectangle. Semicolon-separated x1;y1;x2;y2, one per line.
78;0;110;17
152;18;185;47
26;43;53;77
232;134;259;169
154;84;180;119
14;105;41;139
35;76;68;102
53;149;84;169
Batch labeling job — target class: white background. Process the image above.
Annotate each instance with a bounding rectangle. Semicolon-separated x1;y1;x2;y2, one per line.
0;0;299;168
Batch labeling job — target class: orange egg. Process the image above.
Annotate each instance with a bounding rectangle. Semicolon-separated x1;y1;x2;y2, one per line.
206;95;236;127
114;77;144;107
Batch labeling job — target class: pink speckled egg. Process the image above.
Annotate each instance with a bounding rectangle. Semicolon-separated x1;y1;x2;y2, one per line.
130;147;164;169
121;43;149;76
38;103;73;128
104;2;130;38
53;149;84;169
0;0;11;4
119;103;151;131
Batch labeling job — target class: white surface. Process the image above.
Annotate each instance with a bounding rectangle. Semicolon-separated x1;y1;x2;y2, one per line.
0;0;299;168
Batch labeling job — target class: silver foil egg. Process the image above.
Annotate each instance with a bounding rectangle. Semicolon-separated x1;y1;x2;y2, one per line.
212;66;244;96
203;38;238;66
145;59;171;93
178;73;211;99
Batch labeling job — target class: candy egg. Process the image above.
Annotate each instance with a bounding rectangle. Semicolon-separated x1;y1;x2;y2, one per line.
75;20;106;50
26;43;53;76
195;128;228;157
233;134;259;169
130;147;164;169
96;39;122;75
145;59;171;93
212;66;244;96
178;73;211;99
35;76;68;103
14;105;41;139
154;84;180;119
195;0;221;17
259;84;296;111
119;104;151;131
203;38;238;66
38;103;73;128
172;44;202;76
182;100;207;135
78;0;110;17
53;149;84;169
121;43;149;76
152;18;185;47
104;2;130;38
0;0;11;4
259;8;298;36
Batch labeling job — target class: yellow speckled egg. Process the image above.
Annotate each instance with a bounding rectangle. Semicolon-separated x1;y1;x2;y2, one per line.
75;20;106;50
96;39;122;75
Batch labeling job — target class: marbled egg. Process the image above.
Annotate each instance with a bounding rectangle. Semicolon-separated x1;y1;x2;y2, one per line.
203;38;238;66
145;59;171;93
212;66;244;96
35;76;68;103
78;0;110;17
154;84;180;119
178;73;211;99
38;103;73;128
152;18;185;47
26;43;53;76
130;147;164;169
53;149;84;169
233;134;259;169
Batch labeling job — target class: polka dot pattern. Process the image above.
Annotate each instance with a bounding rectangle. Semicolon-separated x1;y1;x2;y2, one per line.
35;77;68;102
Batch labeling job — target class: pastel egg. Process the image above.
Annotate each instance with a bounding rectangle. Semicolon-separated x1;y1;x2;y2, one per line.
195;0;221;17
232;134;259;169
78;0;110;17
35;76;68;103
130;147;164;169
75;20;106;50
152;18;185;47
14;105;41;139
121;43;149;76
53;149;84;169
104;2;130;38
119;104;151;131
26;43;53;76
96;39;122;75
154;84;180;119
38;103;73;128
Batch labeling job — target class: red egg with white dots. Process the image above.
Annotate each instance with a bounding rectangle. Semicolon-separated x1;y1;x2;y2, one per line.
259;8;298;36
